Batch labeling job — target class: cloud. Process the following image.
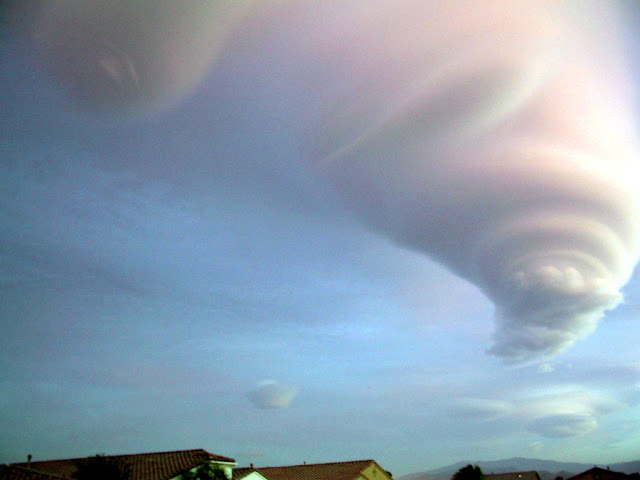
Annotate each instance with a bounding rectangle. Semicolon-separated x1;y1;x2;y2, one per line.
519;388;623;438
528;413;597;438
438;382;630;441
449;398;514;421
538;363;555;373
25;0;256;116
527;441;544;453
247;380;299;410
14;1;640;361
281;1;640;361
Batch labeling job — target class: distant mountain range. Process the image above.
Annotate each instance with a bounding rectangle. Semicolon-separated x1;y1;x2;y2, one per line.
398;457;640;480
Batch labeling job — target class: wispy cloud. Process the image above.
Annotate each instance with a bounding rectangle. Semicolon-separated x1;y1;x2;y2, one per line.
448;399;514;422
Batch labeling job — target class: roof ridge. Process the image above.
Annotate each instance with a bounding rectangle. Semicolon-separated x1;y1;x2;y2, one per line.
109;449;208;458
15;449;210;464
488;471;539;475
256;459;375;469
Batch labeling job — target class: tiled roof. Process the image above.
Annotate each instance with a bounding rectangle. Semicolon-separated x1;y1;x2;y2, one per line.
566;468;628;480
245;460;379;480
485;472;540;480
0;465;65;480
13;449;235;480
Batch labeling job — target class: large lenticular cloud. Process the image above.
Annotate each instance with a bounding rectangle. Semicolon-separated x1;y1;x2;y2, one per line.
284;1;640;361
16;1;640;361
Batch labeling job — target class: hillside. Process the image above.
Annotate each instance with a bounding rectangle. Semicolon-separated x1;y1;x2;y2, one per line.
398;457;640;480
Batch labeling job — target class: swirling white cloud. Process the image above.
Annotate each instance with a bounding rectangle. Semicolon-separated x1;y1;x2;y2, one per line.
283;1;640;361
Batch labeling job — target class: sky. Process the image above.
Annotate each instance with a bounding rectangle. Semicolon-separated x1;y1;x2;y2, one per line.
2;1;640;476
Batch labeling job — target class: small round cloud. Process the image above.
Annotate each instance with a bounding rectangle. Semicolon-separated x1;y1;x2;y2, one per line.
247;380;299;410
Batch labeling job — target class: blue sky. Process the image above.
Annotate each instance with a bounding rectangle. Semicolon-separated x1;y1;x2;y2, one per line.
2;1;640;476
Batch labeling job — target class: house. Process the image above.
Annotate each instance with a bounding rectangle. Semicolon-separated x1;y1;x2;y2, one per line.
485;472;541;480
233;459;392;480
5;449;236;480
567;467;629;480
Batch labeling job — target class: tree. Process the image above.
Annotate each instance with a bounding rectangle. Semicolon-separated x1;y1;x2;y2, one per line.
178;463;228;480
452;465;485;480
73;455;130;480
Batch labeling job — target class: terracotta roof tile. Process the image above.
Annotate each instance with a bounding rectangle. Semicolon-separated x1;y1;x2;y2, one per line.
247;459;380;480
13;449;235;480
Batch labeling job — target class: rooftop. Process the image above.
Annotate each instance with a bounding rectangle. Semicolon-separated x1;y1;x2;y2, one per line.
12;449;235;480
240;459;385;480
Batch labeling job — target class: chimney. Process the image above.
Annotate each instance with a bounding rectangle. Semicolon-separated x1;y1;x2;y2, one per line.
251;464;254;469
27;455;32;467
